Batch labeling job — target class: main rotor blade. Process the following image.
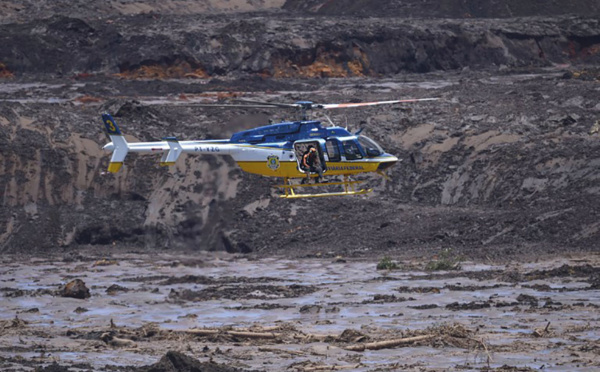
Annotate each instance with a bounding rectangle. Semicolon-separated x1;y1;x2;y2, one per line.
176;103;279;108
234;99;300;108
319;98;439;109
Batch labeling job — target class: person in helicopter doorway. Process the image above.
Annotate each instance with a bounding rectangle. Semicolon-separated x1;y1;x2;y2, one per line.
302;145;324;184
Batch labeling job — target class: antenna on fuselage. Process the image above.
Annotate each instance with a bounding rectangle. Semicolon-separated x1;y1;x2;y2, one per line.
323;114;335;127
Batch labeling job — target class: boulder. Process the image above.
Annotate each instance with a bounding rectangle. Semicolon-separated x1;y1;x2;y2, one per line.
61;279;90;299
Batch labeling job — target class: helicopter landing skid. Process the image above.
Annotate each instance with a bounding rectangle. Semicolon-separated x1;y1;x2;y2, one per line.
275;176;372;199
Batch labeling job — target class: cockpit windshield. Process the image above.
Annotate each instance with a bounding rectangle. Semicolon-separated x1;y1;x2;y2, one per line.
358;135;384;157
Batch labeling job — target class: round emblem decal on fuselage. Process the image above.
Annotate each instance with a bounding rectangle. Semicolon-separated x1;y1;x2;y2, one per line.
267;155;280;170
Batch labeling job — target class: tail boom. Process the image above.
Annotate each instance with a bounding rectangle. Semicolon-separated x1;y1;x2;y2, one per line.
101;113;239;172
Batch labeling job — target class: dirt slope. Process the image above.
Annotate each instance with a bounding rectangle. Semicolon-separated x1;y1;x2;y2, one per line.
0;4;599;260
1;68;599;259
284;0;600;18
1;15;600;78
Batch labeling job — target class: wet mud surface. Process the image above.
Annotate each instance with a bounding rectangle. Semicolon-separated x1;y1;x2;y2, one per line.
1;252;599;371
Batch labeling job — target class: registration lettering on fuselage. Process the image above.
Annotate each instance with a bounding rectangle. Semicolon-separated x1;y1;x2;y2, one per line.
328;165;365;171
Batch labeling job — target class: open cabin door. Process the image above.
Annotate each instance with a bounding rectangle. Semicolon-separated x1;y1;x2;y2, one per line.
293;139;327;175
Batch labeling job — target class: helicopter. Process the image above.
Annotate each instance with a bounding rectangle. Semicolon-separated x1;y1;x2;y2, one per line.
101;98;437;198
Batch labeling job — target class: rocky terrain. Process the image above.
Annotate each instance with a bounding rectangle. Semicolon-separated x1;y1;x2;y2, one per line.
0;1;599;369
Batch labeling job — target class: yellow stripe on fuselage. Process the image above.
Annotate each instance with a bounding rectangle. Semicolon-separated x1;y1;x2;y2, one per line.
236;160;385;178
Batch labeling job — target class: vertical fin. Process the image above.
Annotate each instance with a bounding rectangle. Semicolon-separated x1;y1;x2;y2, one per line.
102;113;129;173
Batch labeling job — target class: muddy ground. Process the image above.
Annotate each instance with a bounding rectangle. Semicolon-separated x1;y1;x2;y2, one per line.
1;1;600;371
1;252;599;371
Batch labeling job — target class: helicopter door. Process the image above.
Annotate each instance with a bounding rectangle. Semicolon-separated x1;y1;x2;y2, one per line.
294;139;327;174
325;138;341;162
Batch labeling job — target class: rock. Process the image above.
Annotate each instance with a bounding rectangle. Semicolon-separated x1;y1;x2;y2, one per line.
299;304;322;314
106;284;129;295
140;350;242;372
548;114;578;126
590;120;600;135
60;279;90;299
410;151;424;164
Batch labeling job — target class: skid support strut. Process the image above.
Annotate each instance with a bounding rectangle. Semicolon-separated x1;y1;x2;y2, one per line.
275;176;372;199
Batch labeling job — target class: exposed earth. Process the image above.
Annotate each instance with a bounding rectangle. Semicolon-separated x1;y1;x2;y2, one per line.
0;1;599;371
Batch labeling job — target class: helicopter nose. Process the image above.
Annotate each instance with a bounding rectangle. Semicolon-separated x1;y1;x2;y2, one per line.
377;155;399;171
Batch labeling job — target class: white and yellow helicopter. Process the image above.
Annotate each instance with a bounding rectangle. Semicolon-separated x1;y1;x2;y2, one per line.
102;98;437;198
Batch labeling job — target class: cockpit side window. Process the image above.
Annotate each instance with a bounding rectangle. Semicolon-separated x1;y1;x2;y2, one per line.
358;135;383;157
326;139;341;162
343;140;363;160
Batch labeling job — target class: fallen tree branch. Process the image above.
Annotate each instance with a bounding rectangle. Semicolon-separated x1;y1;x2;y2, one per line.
184;329;279;339
345;334;435;351
300;364;361;371
228;331;279;339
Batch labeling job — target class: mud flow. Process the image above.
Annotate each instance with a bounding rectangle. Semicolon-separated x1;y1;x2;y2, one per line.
1;253;599;371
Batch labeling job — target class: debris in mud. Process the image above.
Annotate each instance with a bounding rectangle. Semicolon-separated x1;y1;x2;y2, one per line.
168;284;318;301
93;259;119;267
362;294;412;303
17;307;39;314
532;322;553;338
516;294;539;307
446;301;491;310
336;329;370;343
408;304;439;309
299;304;322;314
60;279;90;299
227;303;295;311
343;323;481;352
106;284;129;295
185;327;282;342
101;332;137;348
137;350;243;372
159;275;281;285
0;316;28;330
396;286;441;293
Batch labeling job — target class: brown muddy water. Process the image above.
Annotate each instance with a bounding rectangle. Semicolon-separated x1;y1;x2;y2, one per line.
1;253;599;371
